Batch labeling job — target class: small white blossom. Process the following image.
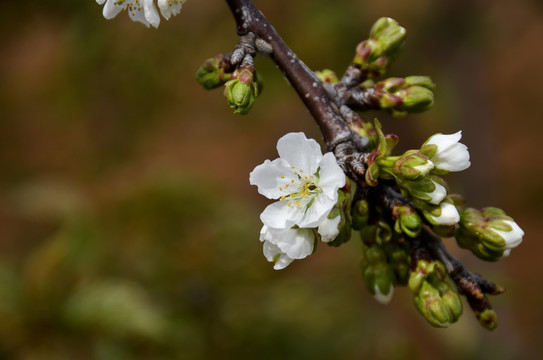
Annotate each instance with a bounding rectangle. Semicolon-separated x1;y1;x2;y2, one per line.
317;215;341;243
260;226;315;270
250;132;346;230
422;131;471;172
96;0;186;28
426;180;447;205
374;284;394;304
413;159;435;176
490;220;524;253
426;202;460;226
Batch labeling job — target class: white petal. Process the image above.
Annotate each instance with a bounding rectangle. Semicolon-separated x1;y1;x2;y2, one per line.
96;0;106;5
297;193;336;228
432;143;471;172
260;200;304;229
158;0;184;20
143;0;161;28
262;240;294;270
102;0;126;19
429;202;460;226
490;220;524;249
276;132;322;174
317;152;346;198
318;215;341;243
249;158;297;199
374;284;394;304
426;131;462;149
427;180;447;205
273;228;315;259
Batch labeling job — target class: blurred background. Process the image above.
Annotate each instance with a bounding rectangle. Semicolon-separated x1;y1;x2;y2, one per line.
0;0;542;358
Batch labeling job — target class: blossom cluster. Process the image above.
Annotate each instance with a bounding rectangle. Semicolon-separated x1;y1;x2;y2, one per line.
249;133;346;269
250;129;523;311
95;0;185;28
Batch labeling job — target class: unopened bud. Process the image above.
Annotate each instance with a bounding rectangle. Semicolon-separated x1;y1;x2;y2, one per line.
400;176;447;206
384;241;410;285
196;56;231;90
351;199;370;230
361;244;395;304
413;274;463;328
393;152;434;180
352;18;406;77
455;207;524;261
477;308;498;331
224;68;258;115
393;204;421;238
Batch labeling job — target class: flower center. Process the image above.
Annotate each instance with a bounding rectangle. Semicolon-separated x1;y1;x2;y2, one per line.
279;167;320;208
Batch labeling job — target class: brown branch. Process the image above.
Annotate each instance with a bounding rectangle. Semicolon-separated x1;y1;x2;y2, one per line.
224;0;354;151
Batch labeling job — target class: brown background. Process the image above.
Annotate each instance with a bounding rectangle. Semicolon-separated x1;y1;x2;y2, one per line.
0;0;542;358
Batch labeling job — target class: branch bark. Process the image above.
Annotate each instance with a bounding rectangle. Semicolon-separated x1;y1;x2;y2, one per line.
224;0;354;150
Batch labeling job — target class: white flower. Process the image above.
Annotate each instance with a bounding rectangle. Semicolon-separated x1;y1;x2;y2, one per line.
96;0;185;28
426;180;447;205
490;220;524;253
250;132;346;230
260;226;315;270
422;131;471;172
426;202;460;226
317;215;341;243
374;284;394;304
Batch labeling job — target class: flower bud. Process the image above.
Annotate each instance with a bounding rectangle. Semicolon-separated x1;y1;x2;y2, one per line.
413;275;463;327
195;56;231;90
315;69;339;83
422;200;460;226
352;18;406;77
392;152;434;180
408;259;447;293
351;199;370;230
400;176;447;205
224;68;258;114
361;244;395;304
369;17;406;60
477;308;498;331
383;241;410;285
393;204;421;238
455;207;524;261
420;131;470;173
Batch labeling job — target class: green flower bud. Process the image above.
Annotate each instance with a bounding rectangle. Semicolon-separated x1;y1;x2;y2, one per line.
408;259;447;293
351;199;370;230
196;56;231;90
399;176;447;206
224;68;258;115
352;18;406;77
455;207;524;261
383;241;411;285
477;308;498;331
404;76;435;89
369;17;406;60
315;69;339;83
361;244;395;304
360;220;392;245
393;204;421;238
392;152;434;180
413;275;463;328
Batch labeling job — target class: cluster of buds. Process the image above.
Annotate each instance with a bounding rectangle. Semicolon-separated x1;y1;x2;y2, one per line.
352;17;406;78
196;35;264;115
409;260;463;327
